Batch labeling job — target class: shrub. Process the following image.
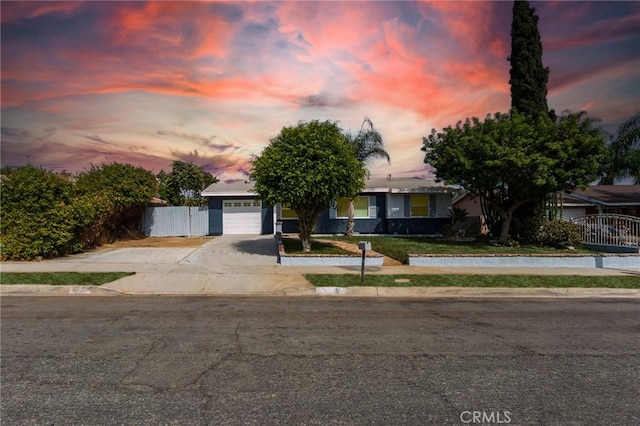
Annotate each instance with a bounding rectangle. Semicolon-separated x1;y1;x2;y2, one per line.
1;166;95;260
75;163;157;244
536;220;582;249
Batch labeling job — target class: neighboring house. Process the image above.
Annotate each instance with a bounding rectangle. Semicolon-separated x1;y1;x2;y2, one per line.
202;177;457;235
453;185;640;230
560;185;640;219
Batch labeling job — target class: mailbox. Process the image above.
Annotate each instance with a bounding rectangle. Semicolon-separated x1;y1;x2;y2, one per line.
358;241;371;251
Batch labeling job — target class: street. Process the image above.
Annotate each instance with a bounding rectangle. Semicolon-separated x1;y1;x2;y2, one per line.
1;296;639;425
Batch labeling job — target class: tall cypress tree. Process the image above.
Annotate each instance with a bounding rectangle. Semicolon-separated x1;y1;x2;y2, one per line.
509;0;551;119
508;0;551;242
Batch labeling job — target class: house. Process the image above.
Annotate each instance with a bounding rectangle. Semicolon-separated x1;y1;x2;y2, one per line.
201;177;457;235
452;185;640;228
560;185;640;219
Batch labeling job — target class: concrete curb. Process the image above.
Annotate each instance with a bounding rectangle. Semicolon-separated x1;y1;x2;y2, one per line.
3;284;638;299
0;285;126;297
310;286;640;298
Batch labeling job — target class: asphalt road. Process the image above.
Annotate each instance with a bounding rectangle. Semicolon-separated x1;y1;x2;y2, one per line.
1;297;639;425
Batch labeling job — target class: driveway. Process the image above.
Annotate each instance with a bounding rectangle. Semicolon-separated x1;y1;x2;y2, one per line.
19;235;279;267
179;234;278;266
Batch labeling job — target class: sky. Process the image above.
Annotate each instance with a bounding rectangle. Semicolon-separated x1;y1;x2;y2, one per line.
1;1;639;182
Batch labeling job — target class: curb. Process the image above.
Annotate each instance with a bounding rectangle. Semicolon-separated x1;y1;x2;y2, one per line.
0;285;126;297
310;286;640;299
5;285;636;298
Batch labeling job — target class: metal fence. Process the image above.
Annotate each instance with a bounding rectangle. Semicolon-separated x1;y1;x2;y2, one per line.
571;214;640;253
141;206;209;237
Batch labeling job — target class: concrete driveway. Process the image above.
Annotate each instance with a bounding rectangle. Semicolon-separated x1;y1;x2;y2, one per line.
179;234;278;266
17;234;279;268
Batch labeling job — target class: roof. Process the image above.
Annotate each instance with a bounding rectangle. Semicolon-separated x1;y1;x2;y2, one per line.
202;176;456;197
202;180;254;197
563;185;640;206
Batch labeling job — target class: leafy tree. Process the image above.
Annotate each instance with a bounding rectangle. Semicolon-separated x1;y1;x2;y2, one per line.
0;165;95;259
75;162;157;244
158;160;218;206
600;113;640;184
343;117;390;236
509;0;552;120
250;120;366;252
422;111;606;242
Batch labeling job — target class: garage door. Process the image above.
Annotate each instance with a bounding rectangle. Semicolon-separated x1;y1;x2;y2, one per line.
223;200;262;234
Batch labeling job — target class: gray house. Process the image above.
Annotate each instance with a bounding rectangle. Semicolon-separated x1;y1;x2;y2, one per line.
202;177;456;235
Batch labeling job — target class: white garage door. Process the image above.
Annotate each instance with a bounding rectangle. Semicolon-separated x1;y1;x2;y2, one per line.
223;200;262;234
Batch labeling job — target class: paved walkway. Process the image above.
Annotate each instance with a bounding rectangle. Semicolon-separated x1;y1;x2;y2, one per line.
1;235;639;298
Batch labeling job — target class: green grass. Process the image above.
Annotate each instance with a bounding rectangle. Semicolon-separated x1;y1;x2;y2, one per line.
282;238;354;255
0;272;135;285
324;236;599;263
305;274;640;289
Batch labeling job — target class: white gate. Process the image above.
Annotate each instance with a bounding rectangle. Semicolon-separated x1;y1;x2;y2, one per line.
571;214;640;253
141;206;209;237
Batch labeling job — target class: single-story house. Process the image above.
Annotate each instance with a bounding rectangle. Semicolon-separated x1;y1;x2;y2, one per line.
201;177;457;235
560;185;640;219
453;185;640;228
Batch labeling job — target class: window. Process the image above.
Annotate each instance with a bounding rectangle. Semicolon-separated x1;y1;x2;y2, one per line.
336;197;370;218
280;204;298;219
410;194;429;217
223;201;232;207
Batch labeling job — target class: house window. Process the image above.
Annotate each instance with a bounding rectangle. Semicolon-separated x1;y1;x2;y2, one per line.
223;201;232;207
280;204;298;219
410;194;429;217
336;197;370;218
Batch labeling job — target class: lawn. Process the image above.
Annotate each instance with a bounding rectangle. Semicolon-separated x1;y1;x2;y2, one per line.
305;274;640;289
324;236;599;263
282;237;354;255
0;272;134;285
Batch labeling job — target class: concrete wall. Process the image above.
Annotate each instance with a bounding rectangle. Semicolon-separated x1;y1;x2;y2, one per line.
408;254;640;269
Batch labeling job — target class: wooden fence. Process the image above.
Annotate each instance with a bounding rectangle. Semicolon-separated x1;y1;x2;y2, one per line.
141;206;209;237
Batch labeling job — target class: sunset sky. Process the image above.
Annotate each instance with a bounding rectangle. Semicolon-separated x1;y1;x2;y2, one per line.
2;1;639;182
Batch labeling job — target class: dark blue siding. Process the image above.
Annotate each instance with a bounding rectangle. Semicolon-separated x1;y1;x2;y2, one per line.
387;218;449;235
262;205;274;234
208;198;223;235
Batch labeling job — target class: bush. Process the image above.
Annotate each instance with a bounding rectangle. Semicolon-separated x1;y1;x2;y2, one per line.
536;220;582;249
1;166;95;260
75;163;157;245
1;163;156;260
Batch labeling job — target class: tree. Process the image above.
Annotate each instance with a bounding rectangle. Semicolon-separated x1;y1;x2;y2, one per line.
422;111;606;242
508;0;557;240
600;113;640;184
250;120;366;252
343;117;390;236
509;0;551;120
75;162;157;244
158;160;218;206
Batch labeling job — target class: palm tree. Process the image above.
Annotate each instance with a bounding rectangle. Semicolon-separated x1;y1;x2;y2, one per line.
344;117;390;236
600;113;640;184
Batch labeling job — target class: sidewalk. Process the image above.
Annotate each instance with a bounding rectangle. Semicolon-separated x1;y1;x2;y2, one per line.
2;261;639;298
1;235;638;298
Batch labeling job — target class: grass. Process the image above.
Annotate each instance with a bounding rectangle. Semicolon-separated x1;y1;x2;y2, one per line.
324;236;600;263
0;272;134;286
282;237;354;255
305;274;640;289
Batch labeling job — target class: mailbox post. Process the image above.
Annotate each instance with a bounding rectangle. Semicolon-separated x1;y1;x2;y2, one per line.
358;241;371;282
